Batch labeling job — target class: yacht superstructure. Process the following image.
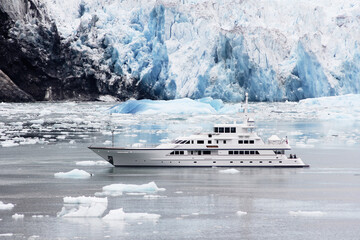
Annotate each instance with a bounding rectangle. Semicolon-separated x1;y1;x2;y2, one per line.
89;94;308;167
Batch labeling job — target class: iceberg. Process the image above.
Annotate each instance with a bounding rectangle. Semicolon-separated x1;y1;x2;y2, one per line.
236;211;248;216
102;208;160;221
0;201;15;210
219;169;240;174
109;98;242;114
54;169;92;179
58;196;108;218
289;211;326;217
96;181;165;197
75;161;111;166
12;213;24;219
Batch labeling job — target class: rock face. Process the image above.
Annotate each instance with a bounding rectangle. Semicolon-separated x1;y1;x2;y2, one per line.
0;70;34;102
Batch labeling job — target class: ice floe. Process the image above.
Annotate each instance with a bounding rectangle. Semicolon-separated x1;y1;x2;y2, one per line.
96;182;165;197
143;195;167;199
236;211;248;216
102;208;160;221
219;169;240;174
289;211;326;217
58;196;108;218
0;201;14;210
54;169;92;179
75;161;111;166
12;213;24;219
0;233;13;237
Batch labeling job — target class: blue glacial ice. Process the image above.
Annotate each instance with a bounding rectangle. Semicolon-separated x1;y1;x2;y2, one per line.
42;0;360;102
109;97;243;114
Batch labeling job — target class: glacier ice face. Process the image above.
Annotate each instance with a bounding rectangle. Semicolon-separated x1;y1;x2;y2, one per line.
4;0;360;101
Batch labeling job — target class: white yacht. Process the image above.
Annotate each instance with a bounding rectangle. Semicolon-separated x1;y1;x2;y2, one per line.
89;94;309;168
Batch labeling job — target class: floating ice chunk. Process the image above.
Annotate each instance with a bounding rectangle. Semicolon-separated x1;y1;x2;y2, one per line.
98;95;118;102
76;161;111;166
12;213;24;219
191;213;200;216
289;211;326;217
58;196;108;218
58;202;107;218
289;131;303;136
175;191;183;194
63;196;108;205
1;140;19;147
96;182;165;197
132;143;144;148
0;201;14;210
54;169;92;179
32;215;44;218
126;193;146;196
143;195;167;199
296;142;315;148
103;140;112;145
236;211;248;216
219;168;240;174
0;233;13;237
102;208;160;221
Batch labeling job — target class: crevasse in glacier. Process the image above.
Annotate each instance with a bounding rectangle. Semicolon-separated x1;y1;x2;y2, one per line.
42;0;360;101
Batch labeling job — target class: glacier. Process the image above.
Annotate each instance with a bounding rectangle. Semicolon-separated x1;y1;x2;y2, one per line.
1;0;360;102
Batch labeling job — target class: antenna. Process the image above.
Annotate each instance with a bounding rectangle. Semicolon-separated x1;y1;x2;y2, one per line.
245;92;248;116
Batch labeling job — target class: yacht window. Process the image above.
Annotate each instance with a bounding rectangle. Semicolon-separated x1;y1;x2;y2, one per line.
216;140;219;144
185;141;190;144
239;151;244;154
245;151;249;155
238;140;243;144
256;151;260;155
223;140;227;144
208;134;212;138
240;161;243;163
214;127;218;133
230;161;233;163
175;151;179;155
180;151;184;155
229;151;233;155
175;140;180;144
197;140;204;144
181;140;187;144
234;151;239;155
203;151;211;155
250;151;255;155
259;161;262;163
170;151;174;155
225;127;230;133
249;161;253;163
269;161;272;163
250;140;254;144
198;151;202;155
219;127;224;133
244;140;249;144
191;151;194;155
208;140;212;144
279;161;282;163
213;161;216;163
191;140;194;144
231;127;236;133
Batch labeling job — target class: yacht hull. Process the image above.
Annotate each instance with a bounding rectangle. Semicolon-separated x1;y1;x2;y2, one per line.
89;147;309;167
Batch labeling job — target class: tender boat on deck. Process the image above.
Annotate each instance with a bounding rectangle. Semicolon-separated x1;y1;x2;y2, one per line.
89;94;309;167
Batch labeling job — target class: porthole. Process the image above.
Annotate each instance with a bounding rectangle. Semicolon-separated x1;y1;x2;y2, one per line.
213;161;216;163
230;161;233;163
194;161;197;163
240;161;243;163
249;161;252;163
279;161;282;163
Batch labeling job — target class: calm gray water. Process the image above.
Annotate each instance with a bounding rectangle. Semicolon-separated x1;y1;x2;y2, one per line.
0;102;360;239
